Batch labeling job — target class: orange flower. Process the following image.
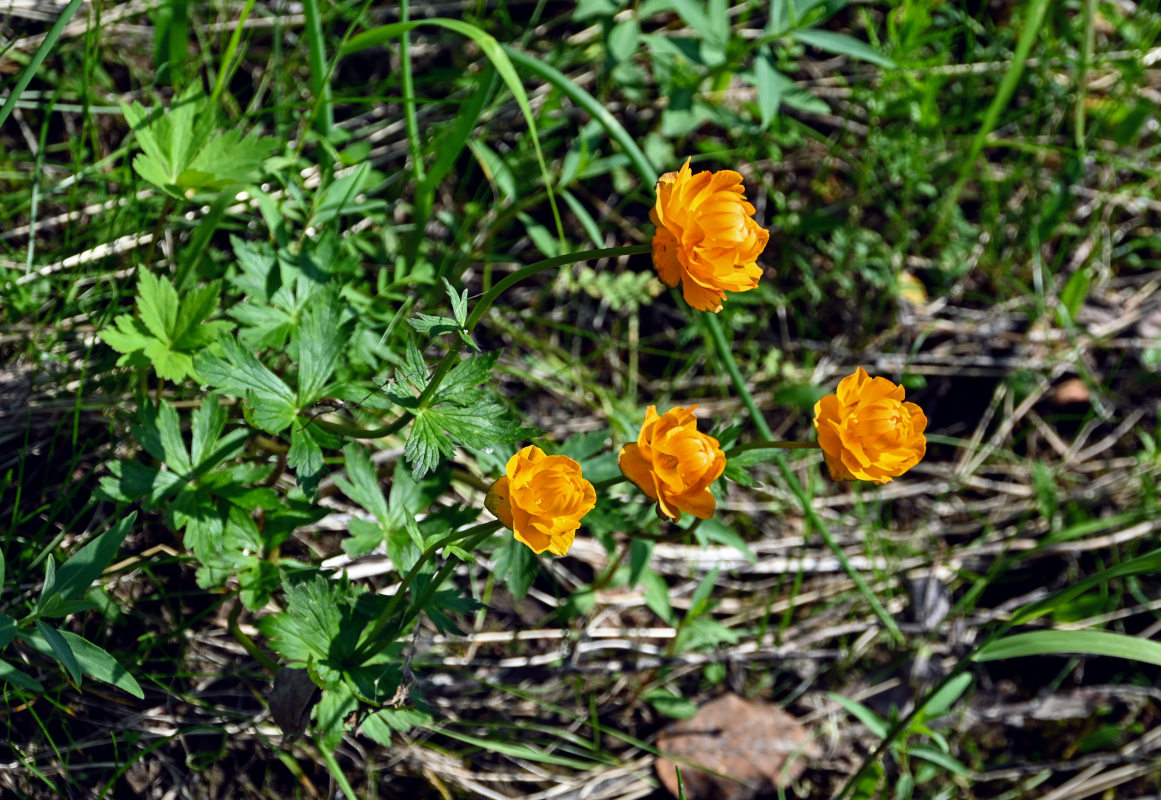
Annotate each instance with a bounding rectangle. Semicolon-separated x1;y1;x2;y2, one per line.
485;445;596;556
619;405;726;521
650;158;769;313
813;368;927;484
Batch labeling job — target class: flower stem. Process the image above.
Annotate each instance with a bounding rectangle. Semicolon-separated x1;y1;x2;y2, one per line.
464;244;650;332
304;244;651;441
724;439;820;459
351;520;501;665
701;312;904;645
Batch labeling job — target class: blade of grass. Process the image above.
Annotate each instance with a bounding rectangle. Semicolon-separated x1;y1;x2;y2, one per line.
303;0;334;137
932;0;1050;235
342;20;564;245
400;0;424;185
976;630;1161;667
502;45;657;186
0;0;85;131
209;0;257;108
701;312;904;645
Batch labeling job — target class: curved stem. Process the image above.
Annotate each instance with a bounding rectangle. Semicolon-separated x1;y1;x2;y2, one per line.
307;413;411;440
724;439;820;459
701;312;903;645
228;597;278;673
592;475;628;492
351;520;502;665
303;244;650;441
464;244;649;332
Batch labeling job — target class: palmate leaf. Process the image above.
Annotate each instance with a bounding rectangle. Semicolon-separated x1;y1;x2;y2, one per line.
196;336;297;434
123;89;277;197
99;271;231;383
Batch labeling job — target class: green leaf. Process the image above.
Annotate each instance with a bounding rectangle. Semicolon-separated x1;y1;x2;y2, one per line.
123;90;275;195
53;513;134;603
408;313;462;337
59;632;143;698
975;630;1161;668
316;683;358;752
641;568;676;626
791;28;895;68
99;271;228;382
829;693;889;738
434;352;497;404
196;336;297;433
297;289;347;406
33;620;82;685
919;673;972;719
909;744;971;776
691;518;756;564
136;270;178;344
443;278;469;327
755;47;782;128
0;614;16;649
335;445;389;523
1013;548;1161;625
287;425;326;493
405;412;454;478
183;128;278;189
431;726;602;770
0;657;44;692
492;534;537;600
361;707;432;746
644;687;699;719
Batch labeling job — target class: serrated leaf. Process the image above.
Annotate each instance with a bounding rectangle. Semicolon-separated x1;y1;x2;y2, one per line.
298;289;346;406
408;313;461;337
184;128;277;190
136;270;179;344
434;352;497;405
316;683;357;752
405;412;455;478
287;425;325;493
98;315;153;355
335;445;389;523
361;708;431;746
443;278;469;327
426;402;532;450
195;336;297;434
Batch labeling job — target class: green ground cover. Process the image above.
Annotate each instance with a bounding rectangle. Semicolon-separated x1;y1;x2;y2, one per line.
2;0;1161;797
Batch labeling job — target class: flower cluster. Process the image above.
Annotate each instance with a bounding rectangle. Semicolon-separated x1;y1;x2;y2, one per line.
485;161;928;556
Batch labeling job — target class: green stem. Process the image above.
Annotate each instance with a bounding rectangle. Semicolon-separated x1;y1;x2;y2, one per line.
724;440;820;459
228;597;278;673
592;475;628;492
701;312;903;645
351;521;501;665
302;244;650;440
400;0;424;184
464;244;649;332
